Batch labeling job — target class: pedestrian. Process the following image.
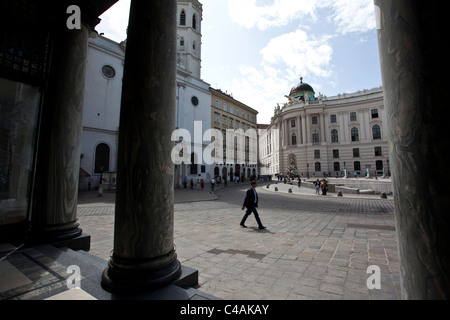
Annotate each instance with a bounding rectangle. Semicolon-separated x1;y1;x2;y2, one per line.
88;181;91;191
190;178;194;190
240;181;266;230
321;179;327;195
297;177;301;188
196;179;200;189
200;179;204;189
211;177;215;192
184;176;187;189
315;179;320;195
224;178;228;187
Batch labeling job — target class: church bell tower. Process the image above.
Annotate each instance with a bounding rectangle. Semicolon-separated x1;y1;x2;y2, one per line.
177;0;203;79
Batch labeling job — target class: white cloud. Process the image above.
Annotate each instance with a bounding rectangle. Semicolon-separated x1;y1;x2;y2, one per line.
227;0;376;34
260;29;333;78
97;0;131;42
227;0;319;30
225;27;334;124
226;65;290;123
330;0;376;34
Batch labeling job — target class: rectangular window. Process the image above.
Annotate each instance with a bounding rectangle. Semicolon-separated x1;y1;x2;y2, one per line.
333;149;339;158
314;150;320;159
350;112;357;121
330;114;337;123
353;148;360;158
215;100;219;108
223;103;227;111
291;119;296;127
312;116;318;125
334;162;340;171
375;146;382;156
371;109;379;118
230;106;233;114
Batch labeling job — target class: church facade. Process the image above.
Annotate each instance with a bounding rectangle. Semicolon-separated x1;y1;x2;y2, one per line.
79;0;214;190
259;78;389;179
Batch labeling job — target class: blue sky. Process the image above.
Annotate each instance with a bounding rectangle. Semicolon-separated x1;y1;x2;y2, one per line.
97;0;382;124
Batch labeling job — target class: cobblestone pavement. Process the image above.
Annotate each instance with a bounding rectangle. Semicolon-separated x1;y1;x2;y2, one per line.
77;183;400;300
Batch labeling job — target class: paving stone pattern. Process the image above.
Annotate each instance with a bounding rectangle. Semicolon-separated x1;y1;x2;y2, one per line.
77;185;400;300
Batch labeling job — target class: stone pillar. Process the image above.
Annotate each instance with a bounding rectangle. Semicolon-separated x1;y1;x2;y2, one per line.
375;0;450;299
319;112;326;143
296;115;301;145
101;0;181;292
30;24;89;245
301;114;306;145
306;114;311;144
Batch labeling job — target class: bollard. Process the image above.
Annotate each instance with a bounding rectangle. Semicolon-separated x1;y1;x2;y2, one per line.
275;187;278;191
288;188;292;193
337;190;343;197
98;184;103;197
380;192;387;199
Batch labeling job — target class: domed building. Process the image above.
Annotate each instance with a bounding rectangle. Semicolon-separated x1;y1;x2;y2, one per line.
288;77;316;102
259;77;390;179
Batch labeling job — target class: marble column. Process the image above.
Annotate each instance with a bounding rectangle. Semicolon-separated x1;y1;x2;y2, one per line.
101;0;181;292
301;114;306;145
30;24;89;244
375;0;450;299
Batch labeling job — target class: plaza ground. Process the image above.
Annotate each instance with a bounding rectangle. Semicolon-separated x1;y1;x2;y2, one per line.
75;180;399;300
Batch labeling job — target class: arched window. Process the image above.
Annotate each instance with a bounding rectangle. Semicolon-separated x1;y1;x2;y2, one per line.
351;127;359;141
180;10;186;25
291;133;297;145
94;143;110;173
331;129;339;143
192;14;197;30
179;37;185;48
312;130;320;144
372;125;381;139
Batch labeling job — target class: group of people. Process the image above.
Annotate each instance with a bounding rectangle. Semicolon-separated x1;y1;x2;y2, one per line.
183;176;228;192
314;178;328;195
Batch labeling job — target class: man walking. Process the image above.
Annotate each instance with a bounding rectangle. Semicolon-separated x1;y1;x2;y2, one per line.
240;181;266;229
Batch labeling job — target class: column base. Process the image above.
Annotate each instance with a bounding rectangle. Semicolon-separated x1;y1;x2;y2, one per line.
27;221;83;246
101;250;182;293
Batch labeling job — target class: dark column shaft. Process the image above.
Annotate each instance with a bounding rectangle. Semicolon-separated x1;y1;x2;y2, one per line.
375;0;450;299
101;0;181;292
31;25;89;242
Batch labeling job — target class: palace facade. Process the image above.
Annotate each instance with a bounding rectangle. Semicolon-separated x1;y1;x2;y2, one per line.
259;78;389;179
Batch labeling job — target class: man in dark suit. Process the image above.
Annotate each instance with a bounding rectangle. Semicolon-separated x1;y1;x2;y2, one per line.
240;181;266;229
